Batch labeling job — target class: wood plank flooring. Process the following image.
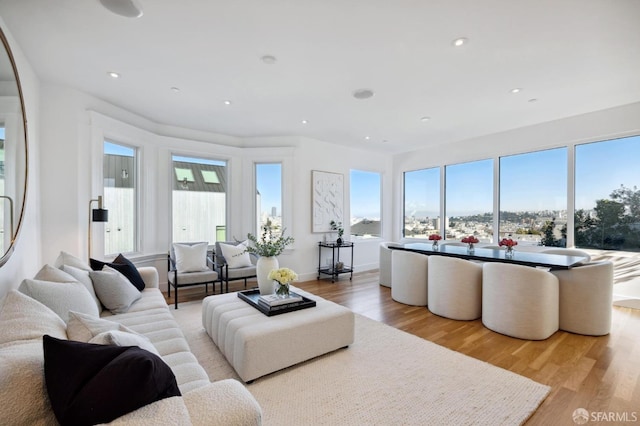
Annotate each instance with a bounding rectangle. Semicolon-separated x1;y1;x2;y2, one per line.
166;271;640;425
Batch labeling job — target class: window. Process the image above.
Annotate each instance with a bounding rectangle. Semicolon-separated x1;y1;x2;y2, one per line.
499;148;567;246
350;170;381;238
575;135;640;251
403;167;440;238
103;141;137;254
445;159;493;242
255;163;282;235
171;155;227;243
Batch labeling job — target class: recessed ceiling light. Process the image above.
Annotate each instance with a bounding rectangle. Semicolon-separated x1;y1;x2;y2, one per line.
452;37;468;47
420;116;431;122
261;55;277;64
99;0;143;18
364;136;370;141
223;100;232;105
301;119;308;124
353;88;374;100
107;71;120;79
170;87;180;92
510;88;522;94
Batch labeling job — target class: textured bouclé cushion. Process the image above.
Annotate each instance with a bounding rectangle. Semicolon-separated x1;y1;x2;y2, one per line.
66;311;137;342
90;254;146;291
89;330;160;356
89;267;141;314
34;264;77;283
18;279;99;322
173;242;209;272
62;265;102;314
53;251;92;271
43;335;181;426
219;241;252;268
0;290;67;344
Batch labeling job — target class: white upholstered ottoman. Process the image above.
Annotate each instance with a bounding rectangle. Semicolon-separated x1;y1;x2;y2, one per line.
202;286;355;383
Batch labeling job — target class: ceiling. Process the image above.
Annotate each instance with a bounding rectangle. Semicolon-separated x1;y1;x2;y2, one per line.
1;0;639;153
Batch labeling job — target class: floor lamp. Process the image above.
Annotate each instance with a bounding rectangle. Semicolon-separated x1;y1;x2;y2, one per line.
88;195;108;259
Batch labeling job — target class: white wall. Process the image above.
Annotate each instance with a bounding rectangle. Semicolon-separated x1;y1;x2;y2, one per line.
0;19;41;296
33;84;392;291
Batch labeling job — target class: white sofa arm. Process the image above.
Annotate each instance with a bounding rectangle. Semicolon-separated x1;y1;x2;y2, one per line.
102;396;192;425
137;266;159;289
182;380;262;426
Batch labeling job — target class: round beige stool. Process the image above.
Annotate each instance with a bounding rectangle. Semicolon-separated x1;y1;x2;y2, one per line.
550;261;613;336
391;250;428;306
428;256;482;320
482;262;559;340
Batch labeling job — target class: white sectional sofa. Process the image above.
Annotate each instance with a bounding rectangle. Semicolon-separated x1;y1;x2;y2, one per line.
0;255;262;425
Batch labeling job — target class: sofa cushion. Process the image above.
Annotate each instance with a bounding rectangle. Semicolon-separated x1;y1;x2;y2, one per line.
0;340;59;426
34;264;77;282
43;335;181;426
67;310;138;342
18;279;99;322
90;267;142;314
62;264;102;313
0;290;67;344
90;254;146;291
219;241;252;268
173;242;209;272
89;330;160;356
53;251;92;271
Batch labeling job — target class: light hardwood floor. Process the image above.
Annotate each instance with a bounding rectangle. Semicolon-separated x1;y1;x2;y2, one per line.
166;271;640;425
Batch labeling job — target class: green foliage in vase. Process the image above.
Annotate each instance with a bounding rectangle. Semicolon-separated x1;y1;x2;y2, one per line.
329;220;344;238
244;219;294;257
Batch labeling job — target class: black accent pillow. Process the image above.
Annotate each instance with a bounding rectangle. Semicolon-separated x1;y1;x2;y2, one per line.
90;254;146;291
43;335;180;426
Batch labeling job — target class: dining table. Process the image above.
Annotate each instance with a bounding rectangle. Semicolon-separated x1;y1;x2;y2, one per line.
393;243;588;270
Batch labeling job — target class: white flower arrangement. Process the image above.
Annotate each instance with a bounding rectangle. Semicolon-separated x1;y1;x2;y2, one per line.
267;267;298;285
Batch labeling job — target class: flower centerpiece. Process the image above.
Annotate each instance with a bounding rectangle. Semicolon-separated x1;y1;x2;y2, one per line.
461;235;479;252
267;267;298;298
244;219;295;295
499;238;518;256
428;234;442;249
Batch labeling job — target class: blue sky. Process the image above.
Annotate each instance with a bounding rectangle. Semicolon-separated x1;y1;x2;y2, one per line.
256;163;282;215
404;135;640;217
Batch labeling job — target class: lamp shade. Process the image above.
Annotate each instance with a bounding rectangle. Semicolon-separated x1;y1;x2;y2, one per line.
92;208;109;222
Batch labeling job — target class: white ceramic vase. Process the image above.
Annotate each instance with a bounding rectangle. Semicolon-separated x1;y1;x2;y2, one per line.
256;256;279;295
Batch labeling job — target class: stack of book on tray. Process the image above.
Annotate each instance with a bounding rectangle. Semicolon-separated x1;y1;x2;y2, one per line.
258;292;304;311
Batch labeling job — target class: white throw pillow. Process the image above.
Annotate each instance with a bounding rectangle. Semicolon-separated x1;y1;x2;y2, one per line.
66;310;137;342
89;266;141;314
173;242;209;272
62;265;102;314
219;241;252;269
18;279;99;322
53;251;92;272
0;290;67;344
89;330;160;356
34;264;77;283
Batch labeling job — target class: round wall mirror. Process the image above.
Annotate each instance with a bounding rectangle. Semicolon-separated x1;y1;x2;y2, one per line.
0;26;28;267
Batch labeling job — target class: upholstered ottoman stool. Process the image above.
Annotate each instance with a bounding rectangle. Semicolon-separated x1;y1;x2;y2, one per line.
202;287;355;383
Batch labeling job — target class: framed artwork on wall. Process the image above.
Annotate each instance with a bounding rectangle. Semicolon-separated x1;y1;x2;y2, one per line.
312;170;344;233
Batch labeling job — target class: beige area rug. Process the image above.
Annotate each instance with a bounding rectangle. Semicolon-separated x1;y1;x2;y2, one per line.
172;300;550;425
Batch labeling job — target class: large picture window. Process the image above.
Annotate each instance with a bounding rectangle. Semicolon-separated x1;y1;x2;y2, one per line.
255;163;282;236
499;148;567;246
575;135;640;251
350;170;381;238
103;141;137;254
445;159;493;242
172;155;227;243
403;167;440;238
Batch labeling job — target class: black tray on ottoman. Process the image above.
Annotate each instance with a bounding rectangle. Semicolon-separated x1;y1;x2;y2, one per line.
238;289;316;316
